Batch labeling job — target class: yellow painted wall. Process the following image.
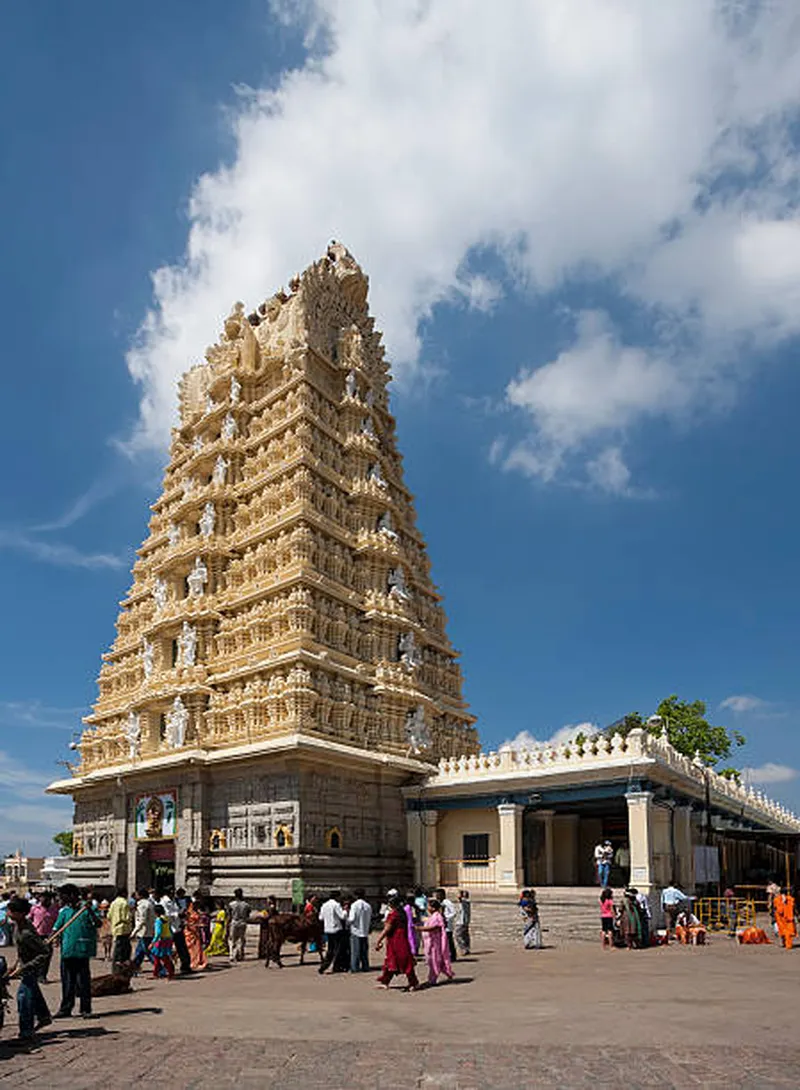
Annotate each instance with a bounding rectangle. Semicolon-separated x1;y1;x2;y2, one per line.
436;808;499;860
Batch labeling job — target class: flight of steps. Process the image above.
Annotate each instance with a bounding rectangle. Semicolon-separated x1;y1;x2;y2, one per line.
468;887;612;947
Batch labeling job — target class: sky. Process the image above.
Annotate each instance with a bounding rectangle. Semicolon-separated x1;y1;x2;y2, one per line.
2;0;800;856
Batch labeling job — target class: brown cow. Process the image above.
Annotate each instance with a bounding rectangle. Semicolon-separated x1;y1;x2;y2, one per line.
262;912;324;968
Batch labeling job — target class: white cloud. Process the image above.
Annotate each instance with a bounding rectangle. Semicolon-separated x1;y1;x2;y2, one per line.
0;529;125;571
720;694;771;714
742;763;798;786
0;701;83;732
500;722;597;751
124;0;800;498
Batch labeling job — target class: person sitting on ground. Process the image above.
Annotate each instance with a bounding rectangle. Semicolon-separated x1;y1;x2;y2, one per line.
675;908;706;946
599;887;615;949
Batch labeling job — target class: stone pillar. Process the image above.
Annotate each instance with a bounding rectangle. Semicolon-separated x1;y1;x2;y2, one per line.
406;808;438;887
626;790;655;894
497;803;524;889
558;814;579;885
540;810;555;886
110;789;127;890
675;805;694;892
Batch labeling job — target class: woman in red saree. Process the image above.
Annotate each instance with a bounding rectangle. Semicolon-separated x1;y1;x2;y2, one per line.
375;895;419;991
183;897;208;971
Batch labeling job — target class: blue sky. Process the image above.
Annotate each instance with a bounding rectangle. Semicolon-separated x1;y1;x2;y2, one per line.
2;1;800;855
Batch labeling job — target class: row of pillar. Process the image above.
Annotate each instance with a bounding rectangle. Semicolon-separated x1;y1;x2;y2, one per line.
408;791;695;895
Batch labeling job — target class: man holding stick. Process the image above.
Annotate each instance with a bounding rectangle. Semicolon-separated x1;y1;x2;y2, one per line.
5;897;52;1047
52;884;101;1020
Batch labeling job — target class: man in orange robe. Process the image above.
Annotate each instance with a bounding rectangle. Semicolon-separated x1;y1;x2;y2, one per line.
773;890;796;949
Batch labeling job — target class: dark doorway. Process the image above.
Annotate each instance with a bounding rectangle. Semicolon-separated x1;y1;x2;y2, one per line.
136;840;176;893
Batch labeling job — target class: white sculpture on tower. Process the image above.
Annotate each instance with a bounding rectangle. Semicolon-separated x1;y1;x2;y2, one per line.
179;621;197;668
398;631;420;668
182;478;196;499
153;578;168;611
212;455;228;486
165;696;189;748
230;374;241;403
167;522;181;547
142;639;154;680
367;463;386;487
388;567;409;600
125;710;141;760
361;416;376;439
377;511;397;538
192;435;204;453
222;412;237;440
187;556;208;598
405;705;431;753
199;501;216;538
205;393;216;415
346;370;358;398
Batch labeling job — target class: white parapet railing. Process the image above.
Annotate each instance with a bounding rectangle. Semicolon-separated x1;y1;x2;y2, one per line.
431;728;800;834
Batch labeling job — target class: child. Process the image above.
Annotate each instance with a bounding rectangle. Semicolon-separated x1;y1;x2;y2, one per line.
599;887;615;949
5;897;52;1047
98;900;112;960
149;903;175;979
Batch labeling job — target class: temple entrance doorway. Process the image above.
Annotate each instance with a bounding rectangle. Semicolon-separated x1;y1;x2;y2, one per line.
136;840;175;893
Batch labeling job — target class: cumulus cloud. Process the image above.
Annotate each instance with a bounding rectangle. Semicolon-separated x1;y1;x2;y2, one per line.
500;722;597;751
126;0;800;495
742;763;798;786
720;694;771;714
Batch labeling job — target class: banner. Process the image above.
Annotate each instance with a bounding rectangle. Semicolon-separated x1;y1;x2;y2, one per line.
135;791;177;840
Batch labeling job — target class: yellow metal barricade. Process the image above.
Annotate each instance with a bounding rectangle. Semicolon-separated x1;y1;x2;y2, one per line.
696;897;756;932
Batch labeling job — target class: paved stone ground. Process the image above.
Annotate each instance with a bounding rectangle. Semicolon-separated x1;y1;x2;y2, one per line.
2;936;799;1088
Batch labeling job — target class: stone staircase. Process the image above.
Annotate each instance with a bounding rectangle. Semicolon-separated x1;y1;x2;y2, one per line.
468;887;613;947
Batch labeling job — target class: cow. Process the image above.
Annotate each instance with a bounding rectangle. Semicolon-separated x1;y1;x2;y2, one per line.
261;912;324;968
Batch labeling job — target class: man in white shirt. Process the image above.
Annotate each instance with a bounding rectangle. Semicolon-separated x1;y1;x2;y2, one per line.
318;891;347;974
347;889;373;973
131;890;156;970
436;888;458;961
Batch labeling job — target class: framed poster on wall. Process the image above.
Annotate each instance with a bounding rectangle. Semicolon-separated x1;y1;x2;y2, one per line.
135;791;177;840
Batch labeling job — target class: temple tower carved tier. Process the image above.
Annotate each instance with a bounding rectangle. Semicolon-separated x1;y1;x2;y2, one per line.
53;243;479;897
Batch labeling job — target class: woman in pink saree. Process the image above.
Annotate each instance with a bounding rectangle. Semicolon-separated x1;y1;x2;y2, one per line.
416;898;454;986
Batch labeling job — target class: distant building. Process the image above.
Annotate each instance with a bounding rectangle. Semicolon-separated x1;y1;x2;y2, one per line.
40;856;71;888
3;850;45;890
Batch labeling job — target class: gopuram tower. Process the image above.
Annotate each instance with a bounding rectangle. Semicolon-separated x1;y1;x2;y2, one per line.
49;243;478;897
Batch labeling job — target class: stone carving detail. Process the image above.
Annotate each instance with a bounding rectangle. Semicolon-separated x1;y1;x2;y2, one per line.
179;621;197;668
153;578;168;611
213;455;229;486
165;696;189;748
187;557;208;598
142;639;154;680
125;711;141;760
199;501;216;538
79;245;479;774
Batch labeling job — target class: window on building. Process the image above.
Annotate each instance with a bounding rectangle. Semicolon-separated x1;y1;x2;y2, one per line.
171;639;179;668
463;833;490;866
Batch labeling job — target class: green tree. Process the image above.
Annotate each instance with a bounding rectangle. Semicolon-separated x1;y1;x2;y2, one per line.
606;696;745;769
53;830;73;856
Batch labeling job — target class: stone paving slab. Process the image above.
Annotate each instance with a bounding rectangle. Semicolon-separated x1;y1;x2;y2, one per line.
2;939;799;1087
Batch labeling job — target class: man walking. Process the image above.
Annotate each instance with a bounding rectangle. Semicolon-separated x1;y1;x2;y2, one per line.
228;888;252;962
318;891;347;974
108;887;132;969
53;885;101;1020
131;889;156;970
348;889;372;972
5;897;52;1047
437;888;458;961
161;887;192;973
